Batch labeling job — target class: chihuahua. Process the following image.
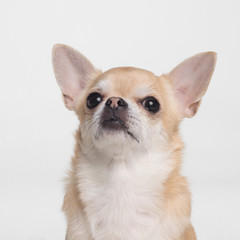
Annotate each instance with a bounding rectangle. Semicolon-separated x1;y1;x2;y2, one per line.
52;44;216;240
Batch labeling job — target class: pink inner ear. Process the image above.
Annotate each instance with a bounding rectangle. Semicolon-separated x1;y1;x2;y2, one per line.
52;44;98;110
168;52;217;118
62;94;74;110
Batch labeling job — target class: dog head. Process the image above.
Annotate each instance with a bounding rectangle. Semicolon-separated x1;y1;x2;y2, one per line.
52;44;216;155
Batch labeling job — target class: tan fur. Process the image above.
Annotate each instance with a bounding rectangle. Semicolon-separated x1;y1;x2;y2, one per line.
52;45;216;240
63;68;196;240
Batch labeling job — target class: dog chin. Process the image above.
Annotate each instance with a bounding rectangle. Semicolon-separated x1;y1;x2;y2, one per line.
93;125;138;149
98;127;129;141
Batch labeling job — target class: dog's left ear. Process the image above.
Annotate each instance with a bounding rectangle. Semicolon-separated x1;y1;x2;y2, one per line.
168;52;217;118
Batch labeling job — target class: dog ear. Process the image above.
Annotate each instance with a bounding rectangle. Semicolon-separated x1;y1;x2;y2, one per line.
168;52;217;118
52;44;100;110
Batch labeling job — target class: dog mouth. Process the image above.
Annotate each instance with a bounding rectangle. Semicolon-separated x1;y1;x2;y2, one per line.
101;116;125;130
101;117;139;143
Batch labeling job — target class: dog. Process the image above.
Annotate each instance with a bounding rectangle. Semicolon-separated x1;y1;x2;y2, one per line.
52;44;216;240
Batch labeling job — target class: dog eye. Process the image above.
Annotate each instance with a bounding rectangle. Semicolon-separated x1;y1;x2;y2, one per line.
142;97;160;114
87;92;103;109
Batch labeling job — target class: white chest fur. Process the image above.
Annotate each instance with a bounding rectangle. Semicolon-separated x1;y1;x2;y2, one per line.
77;150;175;240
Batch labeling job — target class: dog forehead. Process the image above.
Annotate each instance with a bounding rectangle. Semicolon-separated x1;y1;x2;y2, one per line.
95;67;158;97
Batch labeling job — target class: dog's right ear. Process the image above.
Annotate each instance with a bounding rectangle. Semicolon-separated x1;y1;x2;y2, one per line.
52;44;100;110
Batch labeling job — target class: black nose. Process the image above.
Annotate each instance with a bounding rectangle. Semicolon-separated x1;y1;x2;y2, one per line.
105;97;128;109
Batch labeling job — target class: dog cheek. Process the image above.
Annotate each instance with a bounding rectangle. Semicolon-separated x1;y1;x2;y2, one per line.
127;111;148;144
80;107;102;141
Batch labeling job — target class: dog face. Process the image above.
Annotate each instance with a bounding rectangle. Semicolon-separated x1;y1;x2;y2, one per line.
52;44;216;155
77;68;174;153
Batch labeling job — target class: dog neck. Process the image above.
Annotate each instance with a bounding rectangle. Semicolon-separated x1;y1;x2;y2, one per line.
75;128;182;183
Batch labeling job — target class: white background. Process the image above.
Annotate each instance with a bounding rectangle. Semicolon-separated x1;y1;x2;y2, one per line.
0;0;239;239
